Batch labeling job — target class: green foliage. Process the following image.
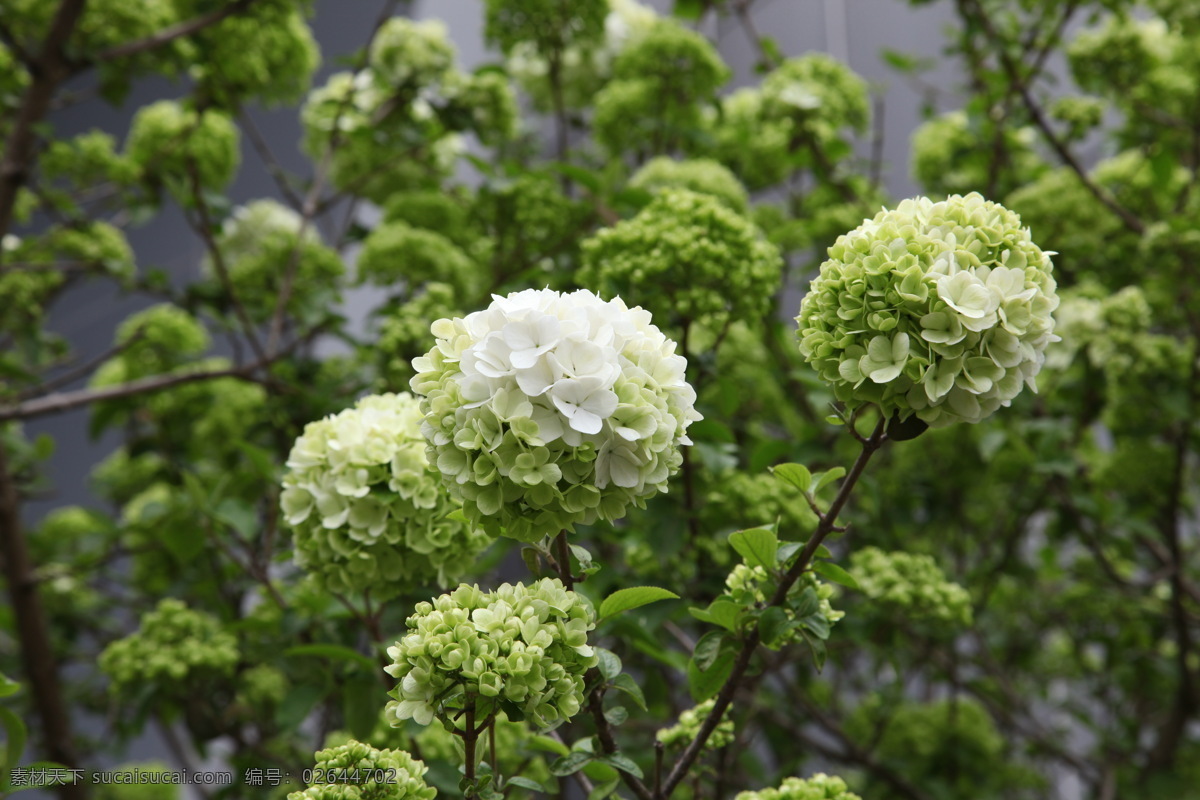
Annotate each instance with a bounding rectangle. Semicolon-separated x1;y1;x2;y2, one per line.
125;100;240;198
93;763;180;800
580;189;781;328
910;110;1044;197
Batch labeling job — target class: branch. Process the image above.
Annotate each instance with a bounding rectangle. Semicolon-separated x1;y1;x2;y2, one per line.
661;416;888;797
962;0;1145;235
0;0;88;240
0;355;276;422
87;0;261;66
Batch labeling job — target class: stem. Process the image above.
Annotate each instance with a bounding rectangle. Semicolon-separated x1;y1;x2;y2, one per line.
464;696;478;790
554;530;573;591
660;416;888;798
0;442;85;800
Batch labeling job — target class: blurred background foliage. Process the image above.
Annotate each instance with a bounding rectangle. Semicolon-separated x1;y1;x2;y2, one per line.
0;0;1197;798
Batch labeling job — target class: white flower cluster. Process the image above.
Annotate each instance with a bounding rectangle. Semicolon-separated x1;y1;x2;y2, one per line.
280;393;487;598
411;288;700;542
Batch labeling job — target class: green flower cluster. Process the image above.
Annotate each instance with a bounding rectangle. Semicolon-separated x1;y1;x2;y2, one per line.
725;564;844;645
734;774;861;800
236;664;288;712
106;304;210;380
125;100;240;196
303;17;513;204
376;283;463;388
594;18;729;154
99;598;238;690
12;221;135;282
42;131;138;190
288;741;435;800
797;193;1059;426
357;222;478;299
411;288;700;542
703;470;819;540
760;54;869;143
656;698;734;749
910;111;1043;197
93;763;179;800
849;547;972;626
629;157;749;214
704;89;792;191
385;579;597;727
281;393;487;598
175;0;319;107
581;189;782;328
215;199;344;321
473;173;587;281
504;0;658;111
484;0;608;56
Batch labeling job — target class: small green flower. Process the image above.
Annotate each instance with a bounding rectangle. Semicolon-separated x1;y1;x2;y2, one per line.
734;774;861;800
288;741;435;800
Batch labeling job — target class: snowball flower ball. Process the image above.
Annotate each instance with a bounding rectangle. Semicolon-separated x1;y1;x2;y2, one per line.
411;288;701;542
796;193;1059;426
385;579;597;728
735;774;861;800
281;393;488;598
288;741;435;800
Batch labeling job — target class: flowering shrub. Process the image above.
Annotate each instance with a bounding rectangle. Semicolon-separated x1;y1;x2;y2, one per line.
849;547;972;626
628;156;750;214
657;698;735;749
98;599;238;689
280;393;488;597
385;579;596;727
410;288;700;541
796;192;1059;426
288;741;435;800
581;189;782;327
735;774;861;800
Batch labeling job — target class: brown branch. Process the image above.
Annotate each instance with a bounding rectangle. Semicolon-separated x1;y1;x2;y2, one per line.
0;442;85;799
0;0;88;241
661;417;888;798
87;0;261;66
962;0;1145;235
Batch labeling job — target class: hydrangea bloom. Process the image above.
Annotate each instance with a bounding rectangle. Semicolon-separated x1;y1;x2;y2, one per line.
411;288;700;542
796;193;1059;426
849;547;972;626
281;393;488;598
125;100;240;194
629;157;749;214
734;774;861;800
288;741;435;800
385;579;597;727
98;599;238;690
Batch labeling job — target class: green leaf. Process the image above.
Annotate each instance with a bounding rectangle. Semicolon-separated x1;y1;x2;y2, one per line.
521;546;543;578
550;751;594;777
887;413;929;441
729;526;778;569
284;644;377;672
771;463;812;493
588;778;620;800
343;676;378;740
758;606;792;648
688;419;735;444
790;587;819;618
801;613;831;641
0;706;27;773
595;647;622;681
800;630;827;671
505;776;550;793
824;414;845;426
776;541;802;565
813;561;860;590
812;467;846;494
611;674;647;711
275;684;325;730
604;705;628;726
598;587;679;620
600;753;643;779
530;735;570;757
551;163;604;193
687;650;734;702
693;630;729;672
0;674;19;699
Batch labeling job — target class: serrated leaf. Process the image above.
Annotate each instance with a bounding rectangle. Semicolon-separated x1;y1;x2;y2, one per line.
812;467;846;494
549;751;594;777
705;600;741;631
611;674;646;710
813;561;860;590
595;647;622;681
600;753;643;779
729;526;778;569
598;587;679;620
771;463;812;493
